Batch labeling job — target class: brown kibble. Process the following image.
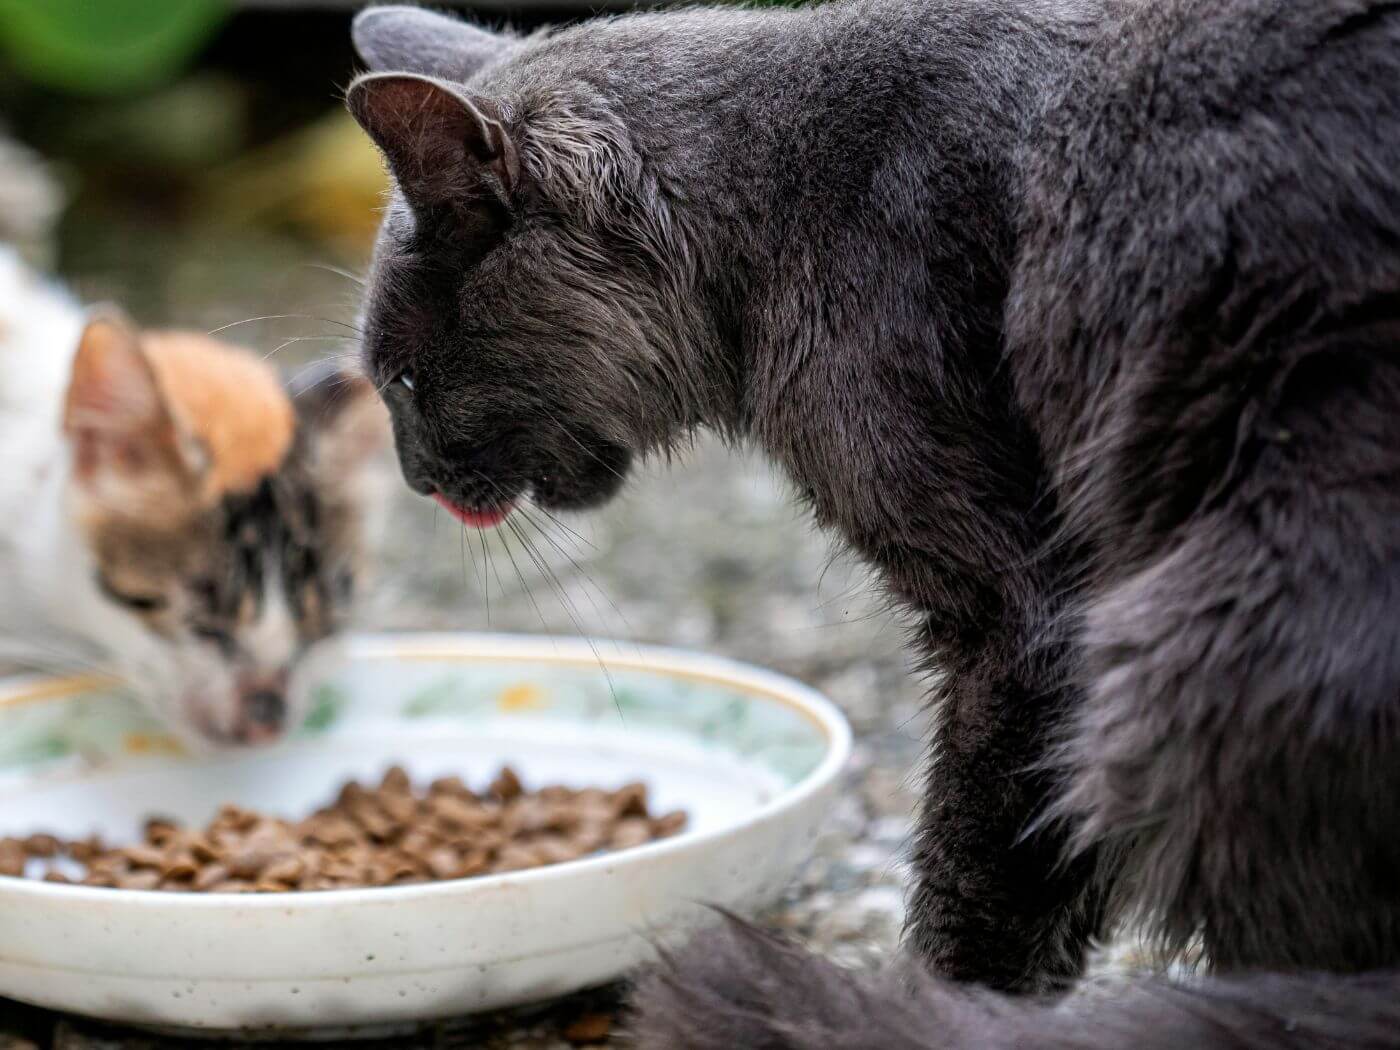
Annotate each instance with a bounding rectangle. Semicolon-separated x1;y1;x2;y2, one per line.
534;836;585;865
23;833;61;858
160;852;199;881
429;775;472;799
303;815;360;849
120;844;166;870
428;794;486;829
380;765;412;795
67;835;105;863
0;842;26;877
610;782;649;818
457;850;491;877
121;870;162;891
348;801;395;842
212;880;254;893
611;818;653;850
563;1013;613;1044
193;863;232;891
489;766;523;802
7;765;682;893
262;856;307;885
651;810;688;838
89;854;130;877
424;847;462;880
494;843;544;872
142;817;179;846
380;792;419;825
336;781;369;808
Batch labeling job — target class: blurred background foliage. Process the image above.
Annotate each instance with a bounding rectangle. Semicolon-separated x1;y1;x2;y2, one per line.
0;1;402;325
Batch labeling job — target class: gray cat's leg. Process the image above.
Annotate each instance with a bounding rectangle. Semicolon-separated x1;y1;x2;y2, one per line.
906;641;1106;992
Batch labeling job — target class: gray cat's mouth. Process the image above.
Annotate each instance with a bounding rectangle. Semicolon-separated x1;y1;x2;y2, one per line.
432;492;514;529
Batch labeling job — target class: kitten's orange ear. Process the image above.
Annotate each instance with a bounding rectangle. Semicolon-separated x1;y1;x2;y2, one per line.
64;314;203;512
65;314;165;437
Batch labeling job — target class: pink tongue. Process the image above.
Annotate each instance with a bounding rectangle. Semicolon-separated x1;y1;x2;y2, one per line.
432;493;512;528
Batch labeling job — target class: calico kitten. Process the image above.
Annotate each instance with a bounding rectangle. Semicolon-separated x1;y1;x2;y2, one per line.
346;2;1400;1046
0;247;388;748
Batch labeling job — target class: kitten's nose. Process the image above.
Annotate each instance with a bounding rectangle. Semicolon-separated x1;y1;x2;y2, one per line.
245;690;286;729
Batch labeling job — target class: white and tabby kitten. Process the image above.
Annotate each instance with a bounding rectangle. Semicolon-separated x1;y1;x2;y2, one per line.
0;247;389;747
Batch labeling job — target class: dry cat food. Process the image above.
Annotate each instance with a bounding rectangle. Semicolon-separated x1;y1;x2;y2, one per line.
0;766;687;893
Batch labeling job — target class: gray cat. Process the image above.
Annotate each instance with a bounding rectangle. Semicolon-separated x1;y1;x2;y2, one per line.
345;1;1400;1045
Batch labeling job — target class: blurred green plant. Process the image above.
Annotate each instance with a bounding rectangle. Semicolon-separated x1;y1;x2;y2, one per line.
0;0;230;95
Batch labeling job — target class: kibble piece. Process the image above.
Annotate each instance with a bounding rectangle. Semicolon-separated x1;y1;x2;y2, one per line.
429;775;472;799
142;817;180;846
23;833;61;858
611;818;653;850
348;801;395;842
489;766;524;802
424;847;462;880
428;794;487;830
534;836;586;865
611;783;649;819
120;844;166;870
160;852;199;881
67;835;105;863
380;792;419;825
262;856;307;885
121;870;162;891
0;839;26;876
193;864;232;891
381;765;412;795
651;810;688;838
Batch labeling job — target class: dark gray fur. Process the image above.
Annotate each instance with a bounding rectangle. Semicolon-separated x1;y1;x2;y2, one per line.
346;0;1400;1044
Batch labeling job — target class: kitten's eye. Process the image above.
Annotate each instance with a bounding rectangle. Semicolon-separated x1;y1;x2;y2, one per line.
192;624;233;649
96;574;167;613
398;370;415;393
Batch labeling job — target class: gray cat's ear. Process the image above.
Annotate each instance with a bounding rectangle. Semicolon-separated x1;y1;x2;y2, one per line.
346;72;519;208
352;6;518;80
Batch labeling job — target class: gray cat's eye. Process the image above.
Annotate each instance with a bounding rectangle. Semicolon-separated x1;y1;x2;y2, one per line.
399;371;415;392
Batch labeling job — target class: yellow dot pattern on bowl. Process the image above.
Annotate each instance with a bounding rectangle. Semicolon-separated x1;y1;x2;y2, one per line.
496;683;546;712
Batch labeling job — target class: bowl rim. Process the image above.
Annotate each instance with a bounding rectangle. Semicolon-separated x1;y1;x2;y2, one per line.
0;631;853;909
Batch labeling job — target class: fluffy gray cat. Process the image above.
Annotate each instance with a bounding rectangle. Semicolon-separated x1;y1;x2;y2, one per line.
345;1;1400;1045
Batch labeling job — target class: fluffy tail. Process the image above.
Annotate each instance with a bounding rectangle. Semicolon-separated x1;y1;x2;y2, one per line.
628;917;1400;1050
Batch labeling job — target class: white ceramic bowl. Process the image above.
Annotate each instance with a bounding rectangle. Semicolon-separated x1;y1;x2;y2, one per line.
0;633;850;1037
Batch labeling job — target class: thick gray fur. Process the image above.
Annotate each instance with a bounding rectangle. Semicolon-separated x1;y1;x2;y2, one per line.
346;0;1400;1045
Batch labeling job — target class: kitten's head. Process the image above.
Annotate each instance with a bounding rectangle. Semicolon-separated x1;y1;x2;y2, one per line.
62;315;389;748
346;8;718;528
